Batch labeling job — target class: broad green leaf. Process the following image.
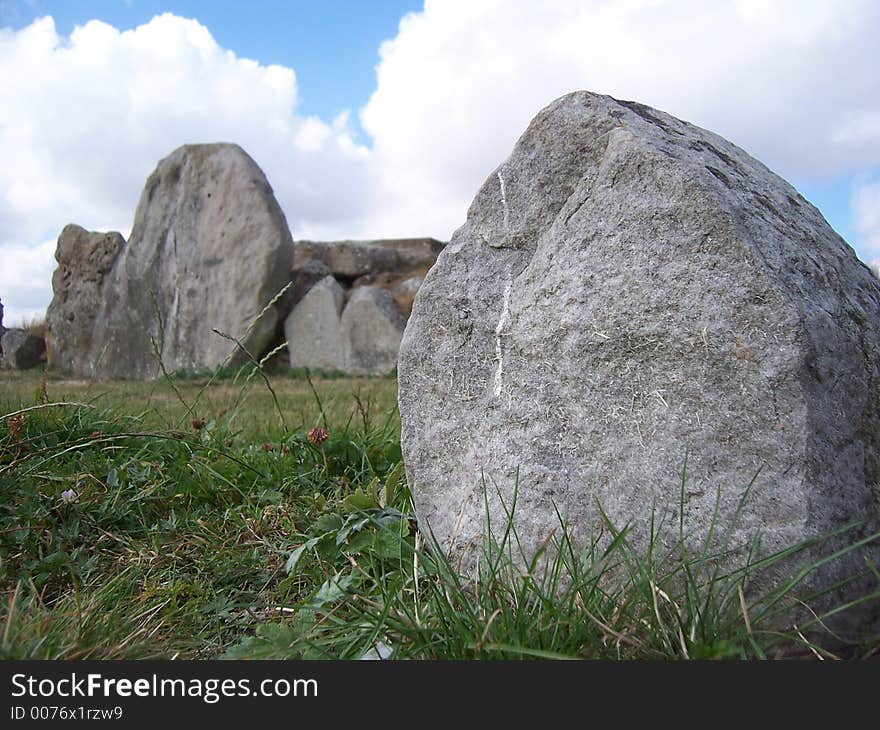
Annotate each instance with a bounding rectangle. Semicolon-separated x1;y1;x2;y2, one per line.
311;572;354;607
345;530;374;555
372;529;408;560
315;513;344;533
285;536;322;574
343;487;378;512
336;515;370;546
383;463;405;507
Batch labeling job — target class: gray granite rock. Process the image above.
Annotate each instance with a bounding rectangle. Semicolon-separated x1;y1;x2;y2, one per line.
281;240;440;373
281;260;332;319
0;328;46;369
46;224;125;376
391;276;424;317
89;143;294;378
341;286;406;376
284;278;405;376
284;275;347;372
398;91;880;635
293;238;444;280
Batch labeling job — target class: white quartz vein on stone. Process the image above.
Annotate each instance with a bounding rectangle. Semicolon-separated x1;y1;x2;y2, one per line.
497;169;509;233
493;278;512;398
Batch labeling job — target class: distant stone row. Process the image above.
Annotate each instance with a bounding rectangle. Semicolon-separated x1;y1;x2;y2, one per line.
37;143;443;379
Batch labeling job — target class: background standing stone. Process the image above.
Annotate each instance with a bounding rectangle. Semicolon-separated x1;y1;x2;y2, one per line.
46;224;125;376
86;143;294;379
281;239;442;375
0;328;46;370
341;285;406;376
285;275;347;372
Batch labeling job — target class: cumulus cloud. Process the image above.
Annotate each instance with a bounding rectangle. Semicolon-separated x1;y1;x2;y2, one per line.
0;14;373;242
360;0;880;239
0;239;55;325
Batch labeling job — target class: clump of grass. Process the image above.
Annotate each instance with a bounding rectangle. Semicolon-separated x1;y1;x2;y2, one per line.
225;475;880;660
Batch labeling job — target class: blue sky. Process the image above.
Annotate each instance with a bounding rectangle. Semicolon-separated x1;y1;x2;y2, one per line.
1;0;879;323
0;0;421;128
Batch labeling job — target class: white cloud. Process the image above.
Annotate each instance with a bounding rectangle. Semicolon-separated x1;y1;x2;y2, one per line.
360;0;880;239
0;238;55;325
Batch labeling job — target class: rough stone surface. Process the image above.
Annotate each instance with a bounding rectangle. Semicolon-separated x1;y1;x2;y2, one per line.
347;272;426;316
398;91;880;630
391;276;424;317
0;328;46;369
284;276;346;371
281;260;332;318
283;279;405;376
341;286;406;376
280;239;439;374
373;238;445;271
88;143;294;379
293;238;444;279
293;241;396;279
46;224;125;375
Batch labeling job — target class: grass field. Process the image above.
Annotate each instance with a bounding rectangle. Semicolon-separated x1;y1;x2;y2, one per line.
1;367;878;659
0;368;399;434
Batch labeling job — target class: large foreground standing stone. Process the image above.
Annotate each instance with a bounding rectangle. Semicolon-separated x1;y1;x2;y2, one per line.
399;92;880;630
46;224;125;375
89;143;293;379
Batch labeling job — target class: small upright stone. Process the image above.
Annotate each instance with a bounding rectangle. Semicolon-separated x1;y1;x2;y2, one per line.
391;276;424;317
284;275;346;372
0;328;46;370
341;286;406;376
46;224;125;376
